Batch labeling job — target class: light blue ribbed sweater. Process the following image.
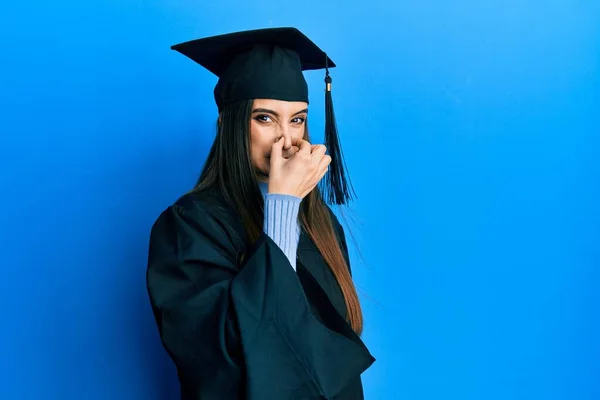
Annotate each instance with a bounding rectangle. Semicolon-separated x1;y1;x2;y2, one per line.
258;181;301;270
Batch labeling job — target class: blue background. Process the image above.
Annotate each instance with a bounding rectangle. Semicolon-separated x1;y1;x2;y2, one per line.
1;1;598;399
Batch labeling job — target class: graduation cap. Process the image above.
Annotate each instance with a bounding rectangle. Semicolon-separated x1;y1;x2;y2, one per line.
171;27;355;205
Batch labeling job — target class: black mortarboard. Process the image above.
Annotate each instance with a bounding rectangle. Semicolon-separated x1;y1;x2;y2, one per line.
171;27;355;205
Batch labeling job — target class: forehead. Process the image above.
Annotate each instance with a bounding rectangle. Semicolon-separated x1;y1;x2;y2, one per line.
252;98;308;113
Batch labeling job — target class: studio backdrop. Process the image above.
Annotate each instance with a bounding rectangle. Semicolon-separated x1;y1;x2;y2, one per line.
0;1;598;399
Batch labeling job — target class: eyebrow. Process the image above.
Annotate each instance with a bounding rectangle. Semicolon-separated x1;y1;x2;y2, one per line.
252;108;309;118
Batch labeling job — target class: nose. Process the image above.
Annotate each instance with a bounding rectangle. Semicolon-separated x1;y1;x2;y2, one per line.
278;125;293;150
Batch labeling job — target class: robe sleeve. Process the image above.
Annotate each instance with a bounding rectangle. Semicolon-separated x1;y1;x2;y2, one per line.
146;199;374;400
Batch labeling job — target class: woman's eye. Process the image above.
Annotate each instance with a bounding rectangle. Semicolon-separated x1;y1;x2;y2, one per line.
292;117;306;124
255;115;272;123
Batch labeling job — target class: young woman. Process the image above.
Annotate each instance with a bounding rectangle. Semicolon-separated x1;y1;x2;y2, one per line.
146;27;375;399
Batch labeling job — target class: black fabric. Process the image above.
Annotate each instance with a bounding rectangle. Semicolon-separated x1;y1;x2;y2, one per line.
146;186;375;399
170;27;335;111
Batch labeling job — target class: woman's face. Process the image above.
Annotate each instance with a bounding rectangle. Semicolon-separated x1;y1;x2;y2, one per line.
249;98;308;182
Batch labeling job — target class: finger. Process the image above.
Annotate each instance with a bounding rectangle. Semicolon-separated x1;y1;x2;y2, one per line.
301;165;329;198
282;145;300;158
284;135;292;150
309;148;329;175
304;154;330;195
297;139;312;154
317;164;329;181
310;144;327;153
289;137;303;146
310;144;327;156
291;137;311;147
315;154;332;177
270;137;284;161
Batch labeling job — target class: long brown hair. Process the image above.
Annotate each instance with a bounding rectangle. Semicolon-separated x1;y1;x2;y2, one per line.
193;99;363;334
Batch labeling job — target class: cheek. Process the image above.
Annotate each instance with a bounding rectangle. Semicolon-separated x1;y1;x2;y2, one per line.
290;124;306;139
296;128;306;140
249;124;274;163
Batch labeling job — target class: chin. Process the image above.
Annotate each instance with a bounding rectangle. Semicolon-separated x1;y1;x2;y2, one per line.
254;164;269;181
256;172;269;182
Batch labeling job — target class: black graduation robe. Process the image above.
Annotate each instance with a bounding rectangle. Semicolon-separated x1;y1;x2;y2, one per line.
146;187;375;399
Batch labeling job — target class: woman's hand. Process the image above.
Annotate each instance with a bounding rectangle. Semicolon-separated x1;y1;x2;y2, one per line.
268;137;331;199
